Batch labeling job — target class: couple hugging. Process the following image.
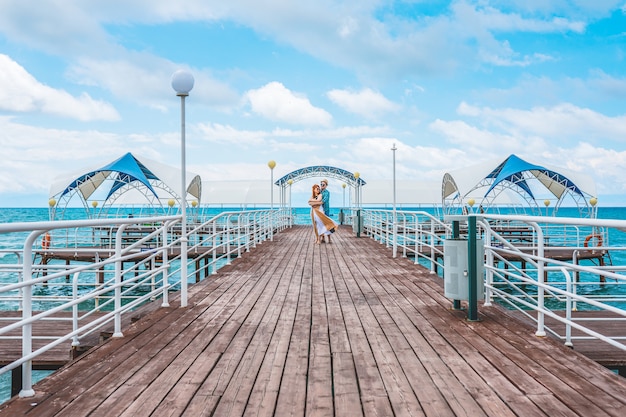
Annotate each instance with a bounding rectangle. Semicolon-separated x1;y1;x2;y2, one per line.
308;179;339;244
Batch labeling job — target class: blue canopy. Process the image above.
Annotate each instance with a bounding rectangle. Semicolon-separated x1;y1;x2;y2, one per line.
484;154;584;199
59;152;159;200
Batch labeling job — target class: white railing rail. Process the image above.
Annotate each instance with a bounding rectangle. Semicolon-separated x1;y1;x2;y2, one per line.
0;208;289;398
361;209;626;355
479;216;626;347
363;209;451;274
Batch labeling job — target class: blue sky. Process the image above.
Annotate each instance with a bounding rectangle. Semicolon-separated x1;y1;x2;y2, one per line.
1;1;626;207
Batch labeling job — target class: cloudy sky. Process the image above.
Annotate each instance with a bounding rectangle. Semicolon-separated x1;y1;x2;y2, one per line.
1;0;626;207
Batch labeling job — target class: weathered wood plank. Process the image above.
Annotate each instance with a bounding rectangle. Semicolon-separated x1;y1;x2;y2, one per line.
2;225;626;417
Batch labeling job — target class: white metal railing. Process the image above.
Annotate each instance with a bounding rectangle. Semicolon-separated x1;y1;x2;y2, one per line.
0;208;289;398
361;209;626;355
363;209;451;274
477;215;626;348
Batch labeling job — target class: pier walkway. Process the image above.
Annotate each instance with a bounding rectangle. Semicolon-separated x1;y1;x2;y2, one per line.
2;225;626;416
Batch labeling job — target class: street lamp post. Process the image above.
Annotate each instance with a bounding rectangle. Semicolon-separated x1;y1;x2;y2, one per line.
268;160;276;209
468;198;475;214
590;197;598;218
91;201;98;219
354;171;361;237
48;199;56;221
341;183;347;225
392;143;397;258
171;69;194;308
354;172;360;208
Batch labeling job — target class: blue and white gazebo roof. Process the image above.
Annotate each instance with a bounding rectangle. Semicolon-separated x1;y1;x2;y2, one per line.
49;152;201;211
442;154;597;216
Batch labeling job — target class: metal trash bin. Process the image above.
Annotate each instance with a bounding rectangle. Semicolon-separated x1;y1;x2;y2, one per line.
443;238;484;300
352;209;363;237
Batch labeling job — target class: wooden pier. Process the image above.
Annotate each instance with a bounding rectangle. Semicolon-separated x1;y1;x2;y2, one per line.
2;225;626;416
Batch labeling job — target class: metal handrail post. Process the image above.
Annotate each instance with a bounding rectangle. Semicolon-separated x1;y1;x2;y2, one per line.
530;221;547;337
452;220;462;311
113;224;127;338
384;211;388;244
237;213;243;258
18;230;40;398
226;214;232;265
413;216;422;264
562;267;573;347
72;272;80;346
251;212;257;247
244;213;251;252
429;218;435;273
212;220;217;274
467;215;479;321
161;223;170;307
483;227;493;307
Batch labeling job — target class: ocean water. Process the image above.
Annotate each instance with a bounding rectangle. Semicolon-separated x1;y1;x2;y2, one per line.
1;206;626;403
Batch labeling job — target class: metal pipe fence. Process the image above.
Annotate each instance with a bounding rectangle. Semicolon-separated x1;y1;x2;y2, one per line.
0;208;290;397
361;209;626;354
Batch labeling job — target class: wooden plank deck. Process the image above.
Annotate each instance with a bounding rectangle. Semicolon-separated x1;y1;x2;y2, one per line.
0;311;111;368
2;225;626;416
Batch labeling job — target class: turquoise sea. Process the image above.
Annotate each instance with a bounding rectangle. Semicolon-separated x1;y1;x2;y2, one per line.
2;206;626;403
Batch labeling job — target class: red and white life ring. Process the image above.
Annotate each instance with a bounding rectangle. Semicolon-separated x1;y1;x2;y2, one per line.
41;232;51;250
583;234;603;248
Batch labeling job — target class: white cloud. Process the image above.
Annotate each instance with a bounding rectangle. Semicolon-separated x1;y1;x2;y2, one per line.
0;1;113;56
197;122;275;146
67;55;239;110
196;121;393;145
429;118;535;155
588;69;626;97
453;2;587;33
0;54;119;121
457;101;626;141
1;1;626;206
245;82;332;126
542;142;626;196
487;0;620;19
0;1;603;85
0;116;176;195
428;99;626;200
327;88;400;118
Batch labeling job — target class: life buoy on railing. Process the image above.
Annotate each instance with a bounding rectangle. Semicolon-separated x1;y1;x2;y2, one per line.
41;232;51;250
583;233;606;282
583;233;603;248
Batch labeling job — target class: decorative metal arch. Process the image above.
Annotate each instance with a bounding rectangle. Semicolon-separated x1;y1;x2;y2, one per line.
53;176;175;220
275;165;365;187
275;165;366;208
469;176;540;214
52;174;203;220
98;179;175;217
50;153;203;220
443;167;593;217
